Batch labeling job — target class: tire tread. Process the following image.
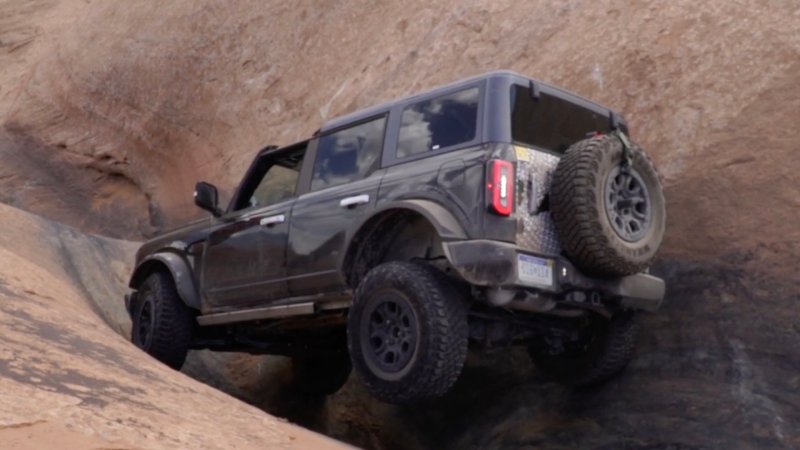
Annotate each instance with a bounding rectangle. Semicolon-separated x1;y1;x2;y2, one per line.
133;271;194;370
348;262;468;404
550;136;665;277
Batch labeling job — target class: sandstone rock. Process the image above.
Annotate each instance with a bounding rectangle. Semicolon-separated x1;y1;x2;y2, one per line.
0;203;346;449
1;0;799;449
1;0;798;280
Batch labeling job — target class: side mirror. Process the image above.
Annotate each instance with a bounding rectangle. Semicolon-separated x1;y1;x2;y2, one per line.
194;181;223;217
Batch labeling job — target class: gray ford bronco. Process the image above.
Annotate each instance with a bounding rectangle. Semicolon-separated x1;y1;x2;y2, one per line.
126;70;666;404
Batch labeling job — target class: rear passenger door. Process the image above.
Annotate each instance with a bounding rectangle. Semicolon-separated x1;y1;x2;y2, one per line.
287;115;387;296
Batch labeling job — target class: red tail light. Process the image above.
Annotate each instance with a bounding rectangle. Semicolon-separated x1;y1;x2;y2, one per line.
487;159;514;216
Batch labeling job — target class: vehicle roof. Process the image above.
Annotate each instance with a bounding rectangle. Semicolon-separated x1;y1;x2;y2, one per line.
257;70;625;157
318;70;617;133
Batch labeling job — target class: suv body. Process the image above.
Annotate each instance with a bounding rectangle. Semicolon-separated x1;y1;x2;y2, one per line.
126;71;665;402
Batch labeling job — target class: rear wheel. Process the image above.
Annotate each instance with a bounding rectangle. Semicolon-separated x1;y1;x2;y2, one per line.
347;262;468;404
131;271;194;370
528;312;638;386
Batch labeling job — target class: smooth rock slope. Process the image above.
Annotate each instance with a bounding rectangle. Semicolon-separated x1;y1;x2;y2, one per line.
1;0;799;449
0;203;346;450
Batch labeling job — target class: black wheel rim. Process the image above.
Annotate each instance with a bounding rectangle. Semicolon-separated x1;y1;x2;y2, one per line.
604;166;652;242
135;295;155;350
361;290;419;378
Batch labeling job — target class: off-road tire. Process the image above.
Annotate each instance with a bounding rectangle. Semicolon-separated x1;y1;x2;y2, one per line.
528;312;638;386
550;135;665;277
291;353;352;396
347;261;468;404
131;271;194;370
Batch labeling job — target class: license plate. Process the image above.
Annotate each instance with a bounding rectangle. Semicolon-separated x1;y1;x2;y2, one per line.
517;254;554;287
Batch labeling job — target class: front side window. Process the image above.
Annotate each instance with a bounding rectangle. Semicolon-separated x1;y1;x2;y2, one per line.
396;87;479;159
249;164;300;208
232;145;306;211
311;116;386;191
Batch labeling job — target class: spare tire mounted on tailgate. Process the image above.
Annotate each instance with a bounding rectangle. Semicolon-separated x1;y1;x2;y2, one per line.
550;133;665;277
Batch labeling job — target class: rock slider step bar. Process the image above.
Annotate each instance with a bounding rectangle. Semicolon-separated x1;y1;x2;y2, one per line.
197;302;315;326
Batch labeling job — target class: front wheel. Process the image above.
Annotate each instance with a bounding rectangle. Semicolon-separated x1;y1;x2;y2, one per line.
347;262;468;404
131;271;195;370
528;312;638;386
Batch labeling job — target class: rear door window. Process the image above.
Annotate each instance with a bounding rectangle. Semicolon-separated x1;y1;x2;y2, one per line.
396;87;480;159
311;116;386;191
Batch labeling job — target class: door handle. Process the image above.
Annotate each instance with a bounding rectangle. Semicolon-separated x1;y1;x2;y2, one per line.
259;214;285;227
340;194;370;209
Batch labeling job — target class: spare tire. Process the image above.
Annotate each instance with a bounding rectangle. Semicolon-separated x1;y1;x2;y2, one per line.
550;134;665;277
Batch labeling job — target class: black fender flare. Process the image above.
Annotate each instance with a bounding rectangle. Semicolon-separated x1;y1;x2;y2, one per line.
128;251;202;311
368;199;468;241
340;199;468;284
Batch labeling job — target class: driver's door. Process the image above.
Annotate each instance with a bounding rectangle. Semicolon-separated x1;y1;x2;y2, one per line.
200;144;306;310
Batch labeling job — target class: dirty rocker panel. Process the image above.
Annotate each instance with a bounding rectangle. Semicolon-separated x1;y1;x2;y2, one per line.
196;292;353;326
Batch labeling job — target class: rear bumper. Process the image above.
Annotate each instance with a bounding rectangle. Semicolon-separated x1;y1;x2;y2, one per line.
442;239;664;312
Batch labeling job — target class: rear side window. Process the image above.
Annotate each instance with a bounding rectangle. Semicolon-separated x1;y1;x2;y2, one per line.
397;87;479;159
311;116;386;191
510;84;613;154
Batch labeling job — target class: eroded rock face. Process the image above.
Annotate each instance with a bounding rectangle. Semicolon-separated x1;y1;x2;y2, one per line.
179;259;800;450
1;1;799;449
2;0;799;277
3;206;793;450
0;129;154;238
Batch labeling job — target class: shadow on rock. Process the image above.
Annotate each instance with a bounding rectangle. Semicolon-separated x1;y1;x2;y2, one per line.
177;259;799;450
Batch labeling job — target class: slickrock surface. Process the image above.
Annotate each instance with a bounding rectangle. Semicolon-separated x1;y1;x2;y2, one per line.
0;203;346;449
1;0;798;449
1;0;798;278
